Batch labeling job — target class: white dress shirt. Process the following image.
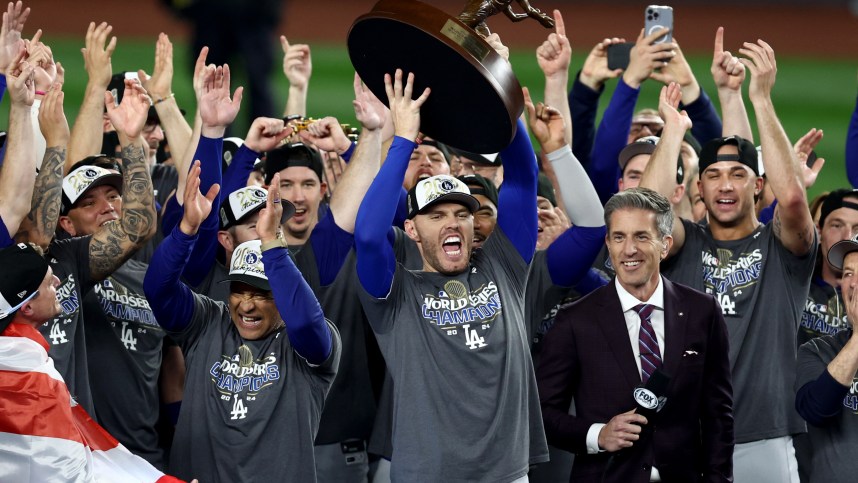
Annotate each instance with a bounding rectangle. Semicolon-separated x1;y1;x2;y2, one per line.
585;276;666;481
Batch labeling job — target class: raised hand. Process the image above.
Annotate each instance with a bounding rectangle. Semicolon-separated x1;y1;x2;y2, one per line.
54;60;63;85
658;82;692;132
353;72;388;133
649;38;700;103
280;36;311;90
738;39;777;104
794;128;825;188
536;206;570;250
794;128;826;187
798;151;825;189
244;117;293;153
711;27;745;92
484;32;509;62
5;48;34;106
38;82;69;146
383;69;430;141
137;33;174;101
26;32;56;92
624;27;676;89
192;46;211;99
198;64;243;136
579;37;626;90
0;1;29;75
536;10;570;79
257;173;283;244
523;86;564;153
180;160;220;236
299;117;351;154
794;127;823;159
81;21;116;89
105;78;150;141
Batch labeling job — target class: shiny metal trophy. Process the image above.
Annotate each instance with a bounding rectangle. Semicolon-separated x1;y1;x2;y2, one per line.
347;0;553;153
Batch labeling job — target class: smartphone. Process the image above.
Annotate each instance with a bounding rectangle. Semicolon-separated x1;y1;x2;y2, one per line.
607;43;634;71
645;5;673;44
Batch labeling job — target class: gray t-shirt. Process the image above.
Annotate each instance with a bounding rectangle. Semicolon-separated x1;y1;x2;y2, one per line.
800;276;849;347
359;229;549;482
84;259;166;469
663;219;816;443
40;236;97;416
169;292;340;483
795;329;858;483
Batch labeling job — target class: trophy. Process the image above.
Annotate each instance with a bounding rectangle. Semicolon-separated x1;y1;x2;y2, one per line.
348;0;554;153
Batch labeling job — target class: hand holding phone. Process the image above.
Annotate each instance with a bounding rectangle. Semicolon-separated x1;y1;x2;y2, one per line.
645;5;673;44
607;43;634;71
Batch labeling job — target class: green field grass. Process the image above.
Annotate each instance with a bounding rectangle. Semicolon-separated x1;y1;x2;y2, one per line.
4;36;854;199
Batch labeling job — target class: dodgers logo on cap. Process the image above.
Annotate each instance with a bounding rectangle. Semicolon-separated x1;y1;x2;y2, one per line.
244;251;259;266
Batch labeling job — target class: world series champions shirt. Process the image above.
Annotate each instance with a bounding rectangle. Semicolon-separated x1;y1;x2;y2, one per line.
83;258;167;469
663;219;817;443
358;228;549;483
39;236;99;416
168;292;341;483
796;329;858;482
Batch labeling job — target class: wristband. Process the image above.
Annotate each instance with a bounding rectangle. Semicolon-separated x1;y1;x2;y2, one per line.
154;93;175;105
261;238;287;252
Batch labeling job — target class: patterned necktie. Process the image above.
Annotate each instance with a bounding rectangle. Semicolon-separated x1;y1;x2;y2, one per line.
635;303;662;383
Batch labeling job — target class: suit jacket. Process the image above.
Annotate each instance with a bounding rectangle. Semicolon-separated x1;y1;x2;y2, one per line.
536;276;734;483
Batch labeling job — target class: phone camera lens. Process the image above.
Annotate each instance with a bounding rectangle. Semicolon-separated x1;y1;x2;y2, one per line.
647;9;653;14
647;15;653;20
654;12;660;18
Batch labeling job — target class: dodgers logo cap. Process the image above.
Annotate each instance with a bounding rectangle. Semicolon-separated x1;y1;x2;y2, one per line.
406;175;480;219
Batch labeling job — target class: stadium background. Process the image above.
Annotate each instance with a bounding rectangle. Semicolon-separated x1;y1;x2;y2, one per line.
7;0;857;198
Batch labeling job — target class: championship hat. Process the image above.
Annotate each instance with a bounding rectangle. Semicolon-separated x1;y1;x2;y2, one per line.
406;175;480;219
219;186;295;230
61;164;123;215
223;240;270;291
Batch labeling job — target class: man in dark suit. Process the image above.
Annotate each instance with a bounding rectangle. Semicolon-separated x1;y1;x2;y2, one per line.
536;187;734;482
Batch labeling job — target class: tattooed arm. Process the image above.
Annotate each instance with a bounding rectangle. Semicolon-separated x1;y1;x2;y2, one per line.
14;83;68;250
88;79;156;281
741;40;815;256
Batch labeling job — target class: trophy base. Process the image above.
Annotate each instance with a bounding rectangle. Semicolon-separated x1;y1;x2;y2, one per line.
347;0;523;154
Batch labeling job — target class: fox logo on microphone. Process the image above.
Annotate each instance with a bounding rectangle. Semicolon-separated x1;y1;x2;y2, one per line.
634;387;666;412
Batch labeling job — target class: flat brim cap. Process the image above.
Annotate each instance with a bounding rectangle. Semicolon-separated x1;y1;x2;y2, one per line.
221;239;271;291
618;136;659;170
828;234;858;272
219;186;296;230
0;243;49;332
457;174;498;207
61;165;123;214
450;147;501;166
407;175;480;219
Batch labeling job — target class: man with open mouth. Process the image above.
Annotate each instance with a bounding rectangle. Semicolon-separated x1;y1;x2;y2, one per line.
354;70;552;482
144;168;340;482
